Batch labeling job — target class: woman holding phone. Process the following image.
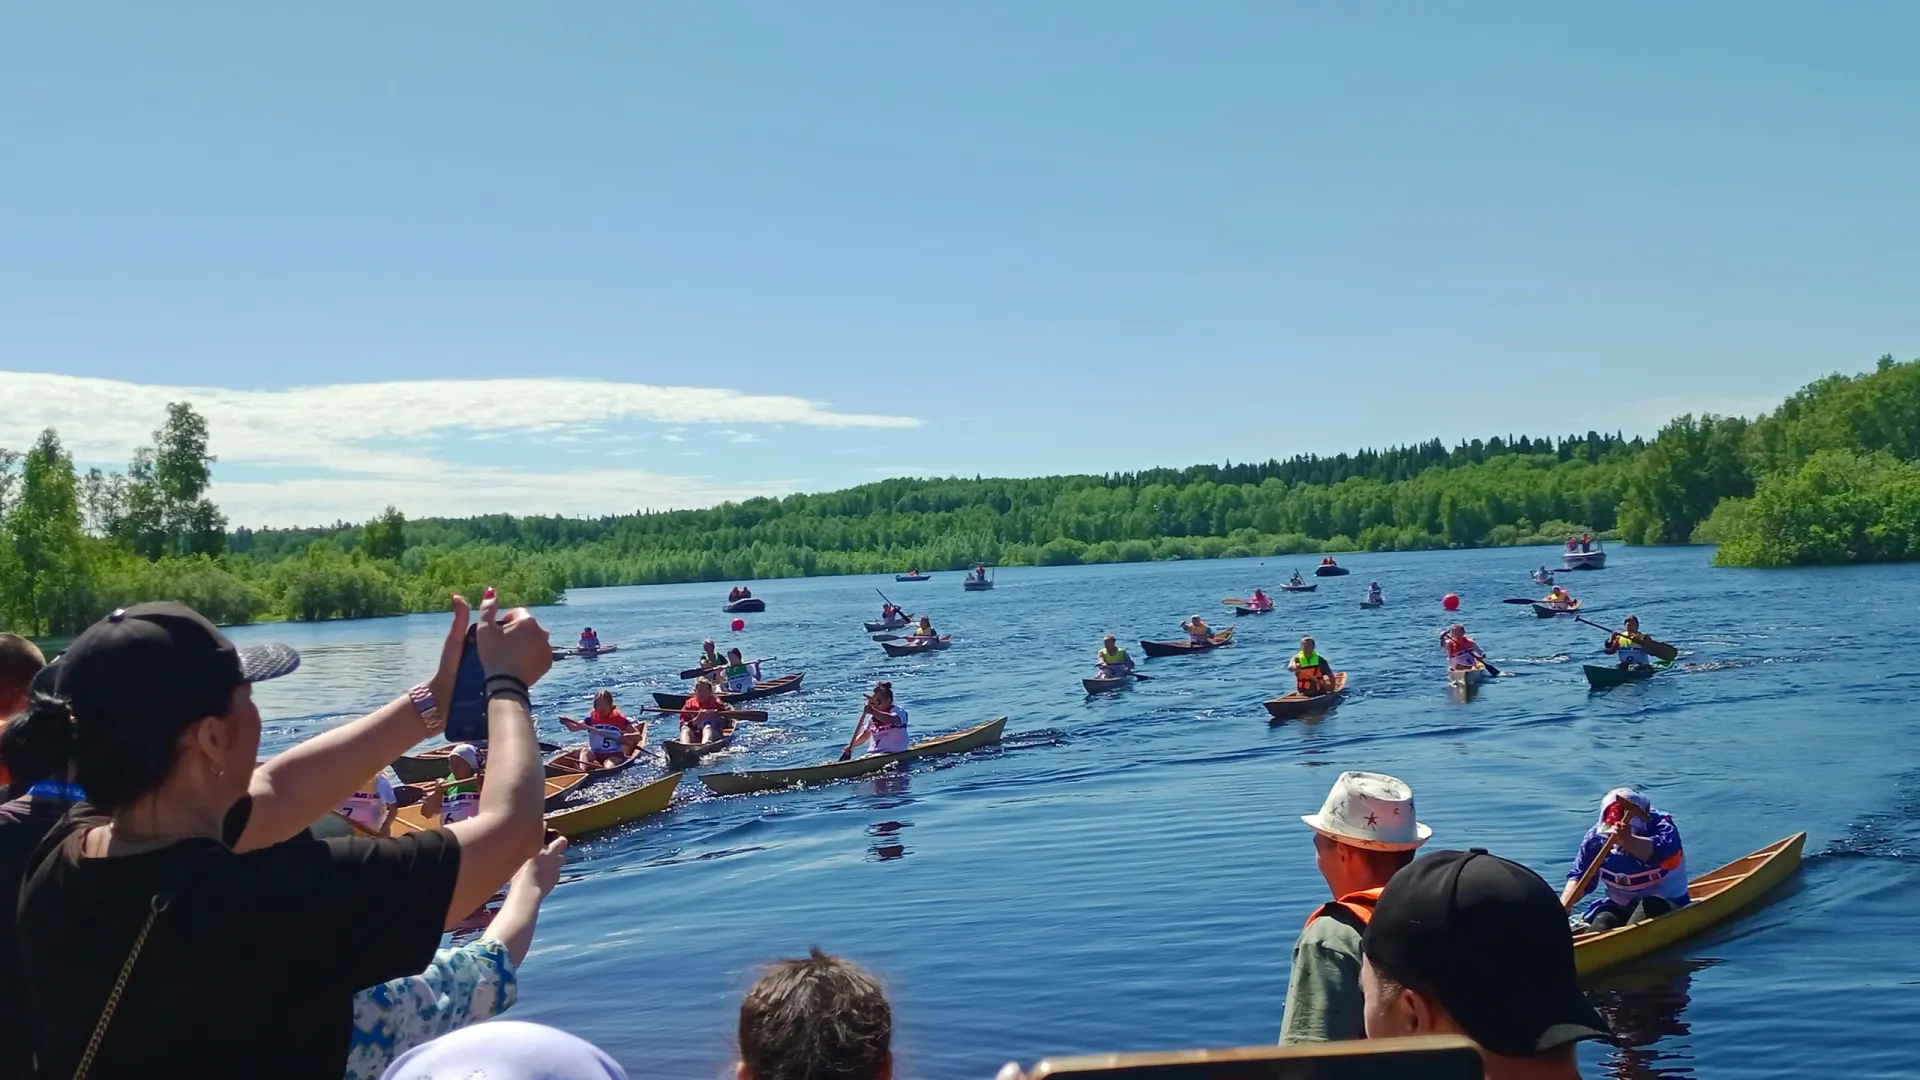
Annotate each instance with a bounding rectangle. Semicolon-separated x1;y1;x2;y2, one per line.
11;590;552;1080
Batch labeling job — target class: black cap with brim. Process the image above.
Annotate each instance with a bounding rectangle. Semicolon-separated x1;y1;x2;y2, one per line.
55;602;300;734
1364;848;1611;1058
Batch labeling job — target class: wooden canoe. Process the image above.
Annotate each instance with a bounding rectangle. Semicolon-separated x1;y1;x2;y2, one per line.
1279;582;1318;592
723;597;766;613
1083;675;1132;694
653;672;804;709
863;618;912;632
881;635;951;657
1359;599;1384;608
661;719;738;769
390;740;563;785
1233;606;1273;616
1574;832;1806;976
391;772;592;834
1532;600;1581;618
962;578;994;591
1139;629;1234;658
700;717;1007;796
543;771;683;840
1447;661;1488;688
551;644;619;660
543;737;649;791
1264;672;1348;721
1584;661;1668;689
895;573;931;582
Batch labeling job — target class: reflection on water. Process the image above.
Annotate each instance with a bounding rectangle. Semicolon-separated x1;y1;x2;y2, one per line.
867;820;912;862
1587;958;1713;1080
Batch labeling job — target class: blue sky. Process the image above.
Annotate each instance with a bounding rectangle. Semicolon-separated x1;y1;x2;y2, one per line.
2;3;1915;526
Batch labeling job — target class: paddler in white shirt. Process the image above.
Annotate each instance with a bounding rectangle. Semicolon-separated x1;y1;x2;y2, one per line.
336;771;399;836
420;743;483;826
839;681;910;762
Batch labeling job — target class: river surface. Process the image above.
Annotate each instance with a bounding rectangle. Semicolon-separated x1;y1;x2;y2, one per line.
238;546;1920;1079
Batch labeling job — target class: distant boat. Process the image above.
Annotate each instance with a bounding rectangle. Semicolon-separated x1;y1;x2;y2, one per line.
895;573;932;582
1563;540;1607;571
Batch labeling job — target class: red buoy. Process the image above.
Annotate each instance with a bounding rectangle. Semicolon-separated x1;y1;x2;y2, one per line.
1442;593;1461;612
730;618;746;632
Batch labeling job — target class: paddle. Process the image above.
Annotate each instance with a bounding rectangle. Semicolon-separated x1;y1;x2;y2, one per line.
635;706;769;723
837;700;876;763
1573;615;1679;663
679;655;775;679
1221;597;1248;606
1502;597;1543;605
1563;800;1650;915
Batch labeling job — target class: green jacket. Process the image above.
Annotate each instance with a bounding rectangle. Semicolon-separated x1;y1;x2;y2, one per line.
1278;912;1365;1043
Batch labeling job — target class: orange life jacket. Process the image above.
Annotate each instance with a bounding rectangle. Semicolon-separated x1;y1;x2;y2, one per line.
1306;886;1385;930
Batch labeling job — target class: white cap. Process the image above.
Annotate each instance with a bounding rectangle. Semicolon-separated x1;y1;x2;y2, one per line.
380;1021;626;1080
449;744;480;769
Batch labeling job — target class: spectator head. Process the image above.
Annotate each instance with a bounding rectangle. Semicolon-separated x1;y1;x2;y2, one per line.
448;744;480;780
1361;849;1609;1076
2;603;298;814
738;948;891;1080
1;663;64;788
1301;771;1428;895
380;1021;626;1080
0;633;45;717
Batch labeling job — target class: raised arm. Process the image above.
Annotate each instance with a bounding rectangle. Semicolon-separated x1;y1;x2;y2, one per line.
237;595;477;852
442;603;554;928
483;835;568;966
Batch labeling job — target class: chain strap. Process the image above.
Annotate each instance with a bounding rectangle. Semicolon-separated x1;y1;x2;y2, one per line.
71;892;170;1080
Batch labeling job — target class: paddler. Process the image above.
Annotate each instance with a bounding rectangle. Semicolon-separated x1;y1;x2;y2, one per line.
1364;581;1384;604
1559;787;1689;931
1095;634;1134;678
1440;624;1484;670
578;626;600;652
1289;570;1305;587
420;743;483;826
559;689;643;766
722;647;759;692
336;771;399;835
697;638;725;670
880;602;904;624
679;677;732;745
908;615;939;642
1280;771;1431;1043
1287;636;1335;694
839;681;909;761
1543;585;1574;608
1182;614;1214;644
1250;587;1272;611
1604;615;1656;670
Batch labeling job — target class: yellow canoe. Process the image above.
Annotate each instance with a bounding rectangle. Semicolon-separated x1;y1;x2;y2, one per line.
391;773;590;835
1574;831;1806;976
544;771;682;839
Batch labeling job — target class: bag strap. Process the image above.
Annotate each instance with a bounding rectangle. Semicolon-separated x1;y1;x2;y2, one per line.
69;842;219;1080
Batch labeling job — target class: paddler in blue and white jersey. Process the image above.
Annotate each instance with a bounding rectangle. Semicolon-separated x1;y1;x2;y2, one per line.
1559;787;1689;930
1603;615;1654;669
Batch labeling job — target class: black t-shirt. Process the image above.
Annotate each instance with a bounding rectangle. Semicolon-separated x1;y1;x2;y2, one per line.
18;797;461;1080
1;792;76;1080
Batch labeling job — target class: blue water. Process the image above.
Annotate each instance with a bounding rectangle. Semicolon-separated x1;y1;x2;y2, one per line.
238;547;1920;1079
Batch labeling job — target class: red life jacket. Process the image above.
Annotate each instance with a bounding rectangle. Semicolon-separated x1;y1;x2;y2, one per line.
1305;887;1385;930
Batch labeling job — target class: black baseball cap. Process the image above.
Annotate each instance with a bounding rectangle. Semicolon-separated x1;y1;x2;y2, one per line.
1363;848;1610;1058
56;602;301;733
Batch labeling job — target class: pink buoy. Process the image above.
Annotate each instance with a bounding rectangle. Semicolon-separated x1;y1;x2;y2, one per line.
1442;593;1460;611
730;618;746;632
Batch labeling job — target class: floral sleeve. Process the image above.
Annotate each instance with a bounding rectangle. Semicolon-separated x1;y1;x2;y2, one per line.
342;939;519;1080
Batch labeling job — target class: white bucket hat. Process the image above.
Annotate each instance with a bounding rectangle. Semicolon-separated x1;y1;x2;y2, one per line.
449;743;481;769
1301;770;1432;852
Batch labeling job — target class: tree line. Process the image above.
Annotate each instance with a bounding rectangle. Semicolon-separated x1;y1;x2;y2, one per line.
1;355;1914;632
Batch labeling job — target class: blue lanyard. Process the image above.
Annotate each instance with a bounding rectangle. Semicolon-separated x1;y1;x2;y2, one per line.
26;781;86;802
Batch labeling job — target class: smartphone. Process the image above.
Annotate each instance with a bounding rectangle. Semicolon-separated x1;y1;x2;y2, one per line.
444;625;489;743
1027;1036;1482;1080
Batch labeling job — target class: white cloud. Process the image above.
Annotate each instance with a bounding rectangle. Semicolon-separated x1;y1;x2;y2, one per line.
730;432;761;444
0;372;918;526
661;434;686;442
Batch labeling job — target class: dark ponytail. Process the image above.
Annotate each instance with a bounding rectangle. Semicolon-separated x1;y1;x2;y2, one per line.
0;691;77;792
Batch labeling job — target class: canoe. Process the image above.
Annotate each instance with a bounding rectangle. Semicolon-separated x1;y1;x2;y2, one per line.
1233;606;1274;616
1083;675;1132;694
1574;832;1806;976
653;672;804;709
390;772;593;834
1359;599;1384;609
881;635;951;657
700;717;1007;796
863;619;912;632
661;719;738;769
1583;660;1670;689
309;809;379;839
1264;672;1348;721
723;597;766;613
895;573;931;582
1313;565;1351;577
391;740;563;785
543;772;685;841
1139;629;1235;658
963;579;994;591
543;738;649;792
552;644;620;661
1279;583;1318;592
1532;600;1581;618
1447;662;1488;688
1531;572;1556;585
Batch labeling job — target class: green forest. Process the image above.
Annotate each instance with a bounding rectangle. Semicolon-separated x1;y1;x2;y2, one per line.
2;355;1915;633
